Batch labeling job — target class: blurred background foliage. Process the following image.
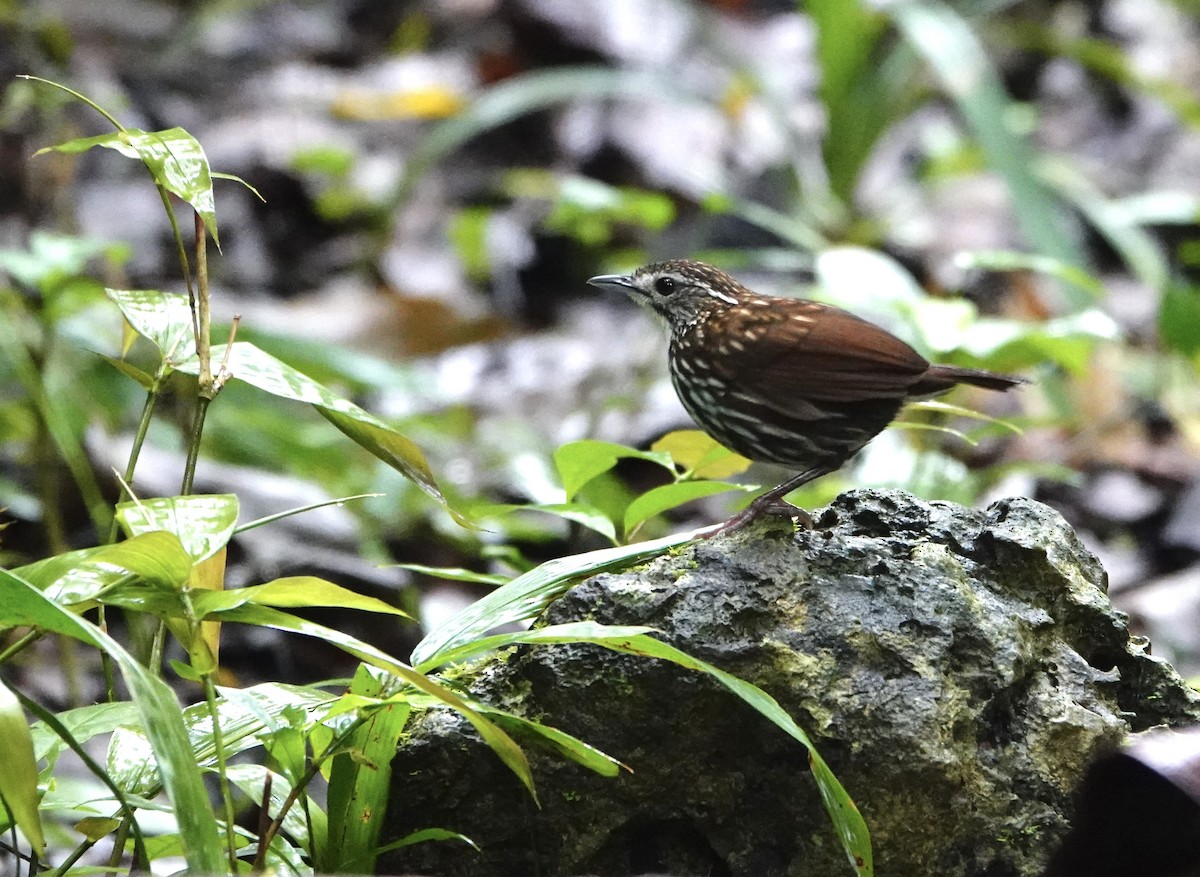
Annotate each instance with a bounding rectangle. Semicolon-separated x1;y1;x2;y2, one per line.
2;0;1200;689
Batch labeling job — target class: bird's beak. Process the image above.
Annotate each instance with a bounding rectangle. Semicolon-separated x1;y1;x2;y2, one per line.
587;273;639;295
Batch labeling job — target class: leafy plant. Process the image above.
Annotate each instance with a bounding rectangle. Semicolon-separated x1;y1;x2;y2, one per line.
0;80;875;877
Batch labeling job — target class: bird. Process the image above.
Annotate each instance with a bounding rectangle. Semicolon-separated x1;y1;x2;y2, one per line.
588;259;1024;535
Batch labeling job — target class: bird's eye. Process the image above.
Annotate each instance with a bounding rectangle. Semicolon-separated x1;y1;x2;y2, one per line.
654;277;677;296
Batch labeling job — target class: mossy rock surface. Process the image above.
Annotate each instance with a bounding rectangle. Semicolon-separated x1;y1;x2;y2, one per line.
381;489;1200;877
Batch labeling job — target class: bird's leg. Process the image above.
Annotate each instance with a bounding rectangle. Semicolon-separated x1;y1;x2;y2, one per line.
707;465;834;537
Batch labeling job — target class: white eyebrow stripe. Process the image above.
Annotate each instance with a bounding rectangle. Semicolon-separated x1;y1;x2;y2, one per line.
705;288;738;305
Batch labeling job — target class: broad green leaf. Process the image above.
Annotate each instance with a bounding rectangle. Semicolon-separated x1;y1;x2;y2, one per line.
0;569;224;873
105;288;196;363
651;430;751;479
12;531;192;605
815;246;922;315
30;702;140;763
321;666;412;873
411;525;713;670
172;341;455;520
189;576;410;618
38;127;219;246
553;440;673;502
75;816;121;842
623;481;754;535
117;494;239;563
0;680;45;856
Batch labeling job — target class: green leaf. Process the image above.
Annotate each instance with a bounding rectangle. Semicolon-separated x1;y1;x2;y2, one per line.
553;440;674;502
1038;158;1169;294
98;353;156;389
650;430;751;479
1159;282;1200;357
0;231;119;292
592;631;872;877
958;309;1120;374
411;525;713;670
470;501;618;542
393;564;510;587
321;666;412;873
171;341;457;522
622;481;753;535
188;576;410;618
0;569;224;873
373;827;478;857
953;251;1105;300
890;1;1085;300
105;288;196;363
13;531;193;605
198;602;536;802
38;127;220;246
810;0;900;203
478;705;625;777
904;399;1025;435
224;764;322;851
0;680;45;857
117;494;239;563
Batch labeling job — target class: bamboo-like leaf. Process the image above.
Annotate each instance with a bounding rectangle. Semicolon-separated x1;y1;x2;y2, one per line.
890;1;1085;303
0;570;224;873
622;481;753;536
426;621;872;876
411;526;712;670
393;564;510;587
13;531;192;605
171;341;457;521
38;127;220;246
469;501;618;543
117;494;239;563
195;602;536;802
189;576;410;618
953;251;1105;300
321;666;411;873
105;288;196;364
0;679;45;857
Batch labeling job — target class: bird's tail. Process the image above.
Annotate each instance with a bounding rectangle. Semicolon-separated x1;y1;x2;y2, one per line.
914;365;1026;396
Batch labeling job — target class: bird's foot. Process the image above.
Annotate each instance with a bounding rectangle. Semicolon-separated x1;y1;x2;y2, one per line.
703;496;814;539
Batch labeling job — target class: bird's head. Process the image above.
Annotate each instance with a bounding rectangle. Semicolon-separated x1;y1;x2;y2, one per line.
587;259;747;333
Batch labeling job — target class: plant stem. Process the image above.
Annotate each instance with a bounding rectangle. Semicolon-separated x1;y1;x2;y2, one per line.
204;676;240;871
0;630;43;665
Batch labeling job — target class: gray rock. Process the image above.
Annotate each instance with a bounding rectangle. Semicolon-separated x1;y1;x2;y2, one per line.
381;490;1200;877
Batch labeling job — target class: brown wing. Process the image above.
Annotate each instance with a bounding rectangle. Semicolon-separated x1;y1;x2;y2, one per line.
709;299;930;412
